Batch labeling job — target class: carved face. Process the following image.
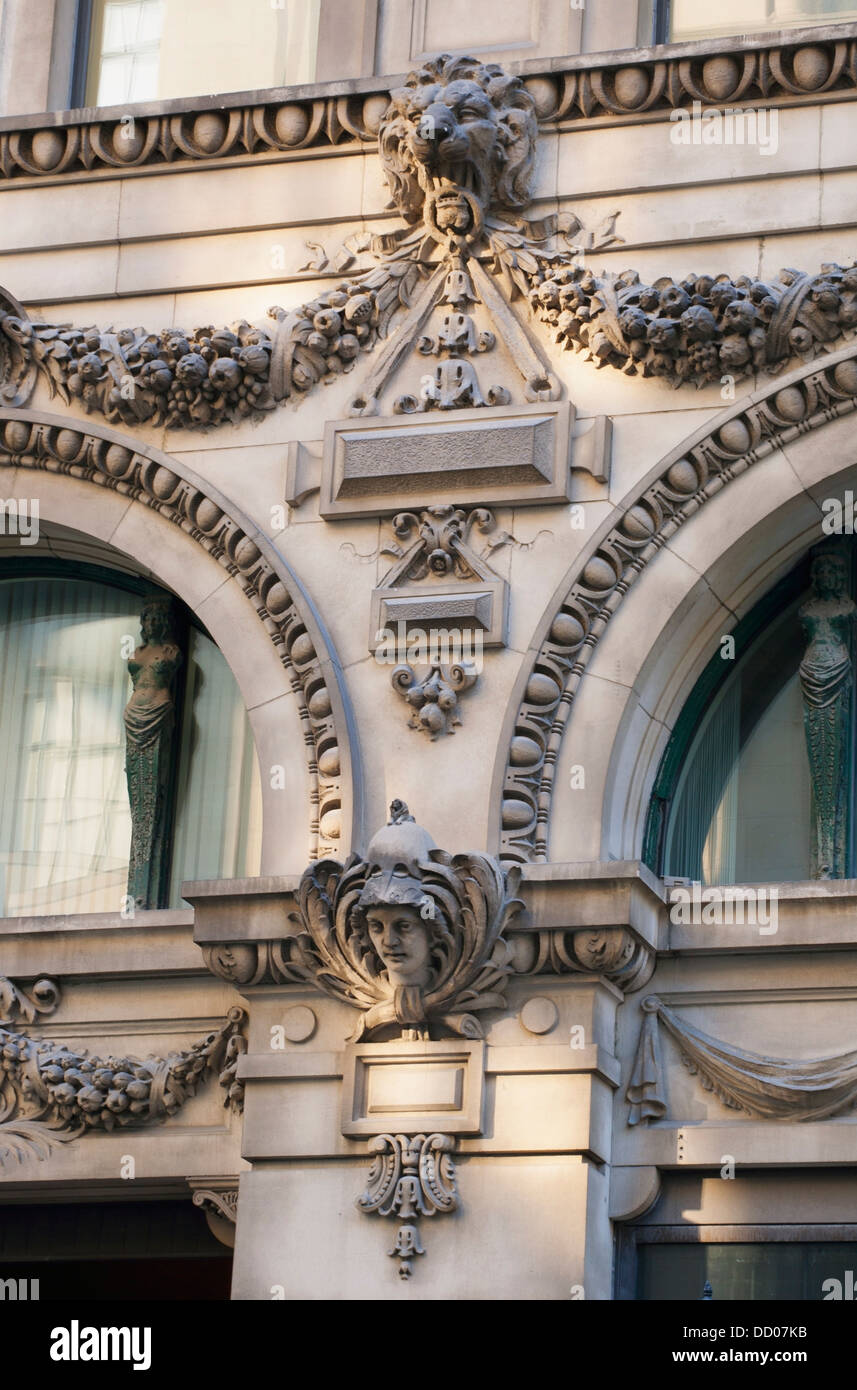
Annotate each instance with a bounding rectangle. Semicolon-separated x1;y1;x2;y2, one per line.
366;904;433;988
378;56;538;227
140;603;174;647
812;555;847;600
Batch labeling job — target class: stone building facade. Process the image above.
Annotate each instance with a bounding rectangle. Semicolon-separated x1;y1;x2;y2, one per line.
1;0;857;1301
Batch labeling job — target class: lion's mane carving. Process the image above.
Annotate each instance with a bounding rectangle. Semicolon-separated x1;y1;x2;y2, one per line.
378;54;538;225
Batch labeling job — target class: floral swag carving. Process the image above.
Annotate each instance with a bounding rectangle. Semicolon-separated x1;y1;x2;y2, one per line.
0;1006;246;1166
2;55;856;428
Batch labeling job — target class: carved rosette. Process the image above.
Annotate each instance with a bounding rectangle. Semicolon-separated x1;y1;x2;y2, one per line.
356;1132;458;1278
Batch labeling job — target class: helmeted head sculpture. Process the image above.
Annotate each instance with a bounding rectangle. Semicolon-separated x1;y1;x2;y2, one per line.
293;800;522;1040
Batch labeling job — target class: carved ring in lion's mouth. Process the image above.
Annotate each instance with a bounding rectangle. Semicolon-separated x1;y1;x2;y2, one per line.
415;161;485;205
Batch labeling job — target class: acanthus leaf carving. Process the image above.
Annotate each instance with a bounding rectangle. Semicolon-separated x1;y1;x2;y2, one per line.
0;976;61;1026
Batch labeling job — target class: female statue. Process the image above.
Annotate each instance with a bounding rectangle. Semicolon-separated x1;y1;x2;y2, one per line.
799;548;855;878
124;596;182;908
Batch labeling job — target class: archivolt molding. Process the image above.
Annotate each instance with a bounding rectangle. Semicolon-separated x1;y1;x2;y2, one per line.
496;342;857;863
0;28;854;183
0;407;358;860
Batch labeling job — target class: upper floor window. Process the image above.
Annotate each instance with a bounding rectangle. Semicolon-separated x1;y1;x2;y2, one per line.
84;0;320;108
668;0;857;43
0;567;261;918
647;543;856;886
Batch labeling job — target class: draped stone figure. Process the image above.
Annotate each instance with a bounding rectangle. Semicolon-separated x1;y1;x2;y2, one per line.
799;549;855;879
124;597;182;909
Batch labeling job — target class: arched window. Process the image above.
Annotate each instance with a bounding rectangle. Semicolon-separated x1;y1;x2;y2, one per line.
0;565;261;918
647;545;856;886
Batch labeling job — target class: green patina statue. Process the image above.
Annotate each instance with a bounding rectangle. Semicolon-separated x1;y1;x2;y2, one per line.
799;547;855;879
124;596;182;909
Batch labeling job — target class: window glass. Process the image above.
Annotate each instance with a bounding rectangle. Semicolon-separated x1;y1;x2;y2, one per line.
637;1241;857;1300
0;575;261;918
670;0;857;42
662;602;813;885
168;625;262;903
88;0;320;107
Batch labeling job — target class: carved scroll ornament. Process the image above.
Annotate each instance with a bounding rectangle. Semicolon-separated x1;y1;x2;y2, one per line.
0;976;61;1026
628;995;857;1125
0;1006;246;1166
2;55;856;430
357;1132;458;1279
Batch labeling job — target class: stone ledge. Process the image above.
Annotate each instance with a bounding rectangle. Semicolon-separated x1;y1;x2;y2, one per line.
0;24;854;183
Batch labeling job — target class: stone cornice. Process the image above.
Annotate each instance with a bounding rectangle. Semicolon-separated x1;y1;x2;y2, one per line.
189;860;663;995
1;24;856;183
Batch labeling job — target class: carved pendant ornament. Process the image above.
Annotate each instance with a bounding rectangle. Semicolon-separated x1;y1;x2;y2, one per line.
357;1132;458;1279
628;996;857;1125
282;801;522;1041
2;55;856;428
0;1006;246;1166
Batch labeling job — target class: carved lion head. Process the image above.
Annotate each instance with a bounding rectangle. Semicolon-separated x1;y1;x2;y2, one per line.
378;54;538;229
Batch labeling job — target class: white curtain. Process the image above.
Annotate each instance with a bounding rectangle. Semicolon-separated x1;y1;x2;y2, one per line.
0;578;136;916
168;626;262;904
0;577;262;919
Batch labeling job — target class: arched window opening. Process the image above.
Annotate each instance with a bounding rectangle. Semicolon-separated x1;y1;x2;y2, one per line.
648;543;857;886
0;565;261;918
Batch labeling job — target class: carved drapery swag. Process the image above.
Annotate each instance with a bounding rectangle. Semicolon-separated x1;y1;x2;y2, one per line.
799;546;856;879
284;800;522;1041
124;595;182;908
1;55;856;428
628;996;857;1125
0;1007;246;1166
